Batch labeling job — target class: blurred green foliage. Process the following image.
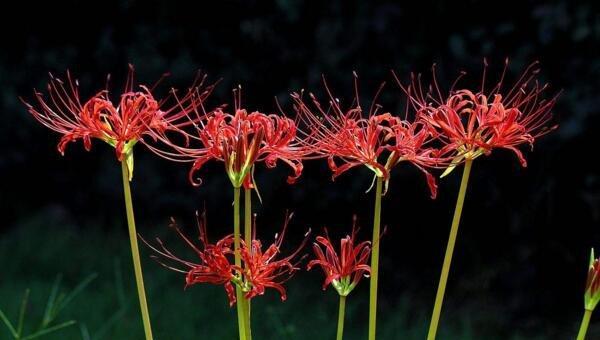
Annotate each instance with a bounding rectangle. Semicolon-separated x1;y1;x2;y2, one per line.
0;273;96;340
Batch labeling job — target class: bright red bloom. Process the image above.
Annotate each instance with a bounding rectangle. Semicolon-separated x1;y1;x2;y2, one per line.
292;74;446;197
397;60;559;175
141;213;238;306
22;65;214;178
143;212;308;306
240;214;309;301
307;217;371;296
149;88;312;188
291;78;392;179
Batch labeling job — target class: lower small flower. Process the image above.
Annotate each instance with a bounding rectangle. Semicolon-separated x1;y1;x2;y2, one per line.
307;216;371;296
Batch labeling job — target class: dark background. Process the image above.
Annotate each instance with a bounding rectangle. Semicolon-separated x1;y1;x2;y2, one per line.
1;1;599;339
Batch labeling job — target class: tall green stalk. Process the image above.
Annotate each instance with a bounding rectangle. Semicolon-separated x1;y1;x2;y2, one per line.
243;187;252;340
576;309;593;340
120;161;154;340
337;295;347;340
427;159;473;340
368;176;383;340
233;188;247;340
245;188;252;247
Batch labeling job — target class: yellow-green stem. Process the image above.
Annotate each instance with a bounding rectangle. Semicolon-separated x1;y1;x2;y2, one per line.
427;159;473;340
244;188;252;339
577;309;593;340
244;188;252;247
233;187;247;340
242;300;251;340
337;295;347;340
120;161;154;340
368;176;383;340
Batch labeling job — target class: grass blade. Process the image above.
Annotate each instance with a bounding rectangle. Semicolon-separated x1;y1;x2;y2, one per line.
79;323;91;340
54;273;98;315
22;320;76;340
92;307;127;340
41;275;62;328
0;308;18;338
17;289;30;338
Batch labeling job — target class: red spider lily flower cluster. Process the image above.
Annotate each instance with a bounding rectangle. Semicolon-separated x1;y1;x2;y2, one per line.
21;65;214;179
291;74;447;197
307;217;371;296
397;60;559;176
143;212;308;306
148;88;313;188
585;248;600;311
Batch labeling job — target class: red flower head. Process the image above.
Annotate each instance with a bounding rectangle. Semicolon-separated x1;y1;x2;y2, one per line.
585;248;600;311
141;213;238;306
398;60;559;176
148;87;312;188
143;212;309;306
292;73;446;197
21;65;214;179
307;216;371;296
239;213;309;301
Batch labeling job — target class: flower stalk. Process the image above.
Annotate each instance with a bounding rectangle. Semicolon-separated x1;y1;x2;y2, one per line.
245;188;253;250
337;295;346;340
233;187;248;340
244;187;253;328
577;309;593;340
120;160;154;340
427;159;473;340
368;176;383;340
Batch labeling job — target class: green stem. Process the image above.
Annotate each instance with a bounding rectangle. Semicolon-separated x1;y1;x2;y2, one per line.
244;188;253;340
368;176;383;340
337;295;347;340
120;161;154;340
577;309;593;340
427;159;473;340
233;187;247;340
244;188;252;247
242;301;251;340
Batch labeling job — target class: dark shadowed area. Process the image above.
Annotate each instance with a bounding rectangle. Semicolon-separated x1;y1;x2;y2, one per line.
1;1;598;339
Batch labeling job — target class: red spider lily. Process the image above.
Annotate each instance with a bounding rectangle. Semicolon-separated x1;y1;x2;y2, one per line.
395;60;559;176
585;248;600;311
291;76;391;180
141;213;239;306
21;65;214;178
143;212;309;305
384;119;449;198
307;217;371;296
239;214;309;301
291;74;446;197
148;88;313;188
